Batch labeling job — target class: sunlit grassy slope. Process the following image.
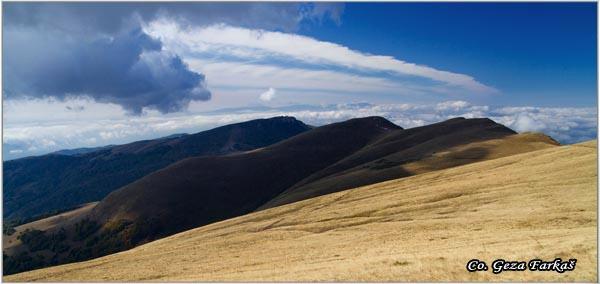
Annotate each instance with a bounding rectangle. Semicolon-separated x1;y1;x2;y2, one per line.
6;140;596;282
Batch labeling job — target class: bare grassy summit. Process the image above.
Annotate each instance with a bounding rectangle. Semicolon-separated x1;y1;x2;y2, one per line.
6;140;596;282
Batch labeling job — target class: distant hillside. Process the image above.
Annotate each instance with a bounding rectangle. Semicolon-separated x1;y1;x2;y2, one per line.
3;117;310;220
7;140;595;282
50;145;116;156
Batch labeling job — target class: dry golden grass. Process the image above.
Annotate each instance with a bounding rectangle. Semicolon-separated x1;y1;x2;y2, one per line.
401;132;559;174
5;140;597;282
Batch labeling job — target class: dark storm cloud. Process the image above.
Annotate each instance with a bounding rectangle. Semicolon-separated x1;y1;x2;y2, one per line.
2;2;344;114
4;25;210;114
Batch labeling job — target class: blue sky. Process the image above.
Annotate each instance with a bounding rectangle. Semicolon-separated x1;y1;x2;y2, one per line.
2;2;597;159
298;2;597;107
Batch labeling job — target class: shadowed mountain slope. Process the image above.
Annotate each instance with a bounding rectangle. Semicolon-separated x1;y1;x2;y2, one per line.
3;117;310;220
90;117;402;239
7;140;595;282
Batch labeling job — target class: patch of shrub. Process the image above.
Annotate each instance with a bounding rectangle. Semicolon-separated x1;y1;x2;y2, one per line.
67;247;93;262
3;252;46;275
5;218;165;276
17;229;50;251
49;228;69;253
17;227;69;253
90;219;134;256
3;223;16;236
129;217;163;244
74;219;99;241
393;260;410;266
85;236;99;247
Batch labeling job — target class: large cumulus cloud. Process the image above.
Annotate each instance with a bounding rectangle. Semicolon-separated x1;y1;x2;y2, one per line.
4;25;210;114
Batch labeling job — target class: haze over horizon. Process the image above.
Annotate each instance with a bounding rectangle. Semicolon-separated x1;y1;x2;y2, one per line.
3;2;597;160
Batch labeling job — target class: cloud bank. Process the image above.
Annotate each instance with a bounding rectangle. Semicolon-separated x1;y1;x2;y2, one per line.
4;99;595;160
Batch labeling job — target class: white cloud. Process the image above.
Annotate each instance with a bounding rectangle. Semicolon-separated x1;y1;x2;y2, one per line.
436;100;470;111
144;20;496;94
259;88;277;102
186;59;422;95
509;113;546;132
3;98;595;160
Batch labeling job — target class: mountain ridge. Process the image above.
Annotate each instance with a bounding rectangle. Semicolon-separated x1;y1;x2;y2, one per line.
259;117;523;209
90;116;402;234
3;116;311;220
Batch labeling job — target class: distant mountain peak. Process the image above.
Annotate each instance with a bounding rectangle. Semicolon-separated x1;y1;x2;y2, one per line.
321;116;403;132
268;116;300;121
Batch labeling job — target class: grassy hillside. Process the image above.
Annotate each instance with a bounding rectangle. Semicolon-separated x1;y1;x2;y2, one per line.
3;116;310;220
6;140;596;282
260;118;554;209
3;117;559;276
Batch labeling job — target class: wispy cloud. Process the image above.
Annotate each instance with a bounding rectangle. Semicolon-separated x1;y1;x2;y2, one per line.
187;59;428;95
145;20;497;94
